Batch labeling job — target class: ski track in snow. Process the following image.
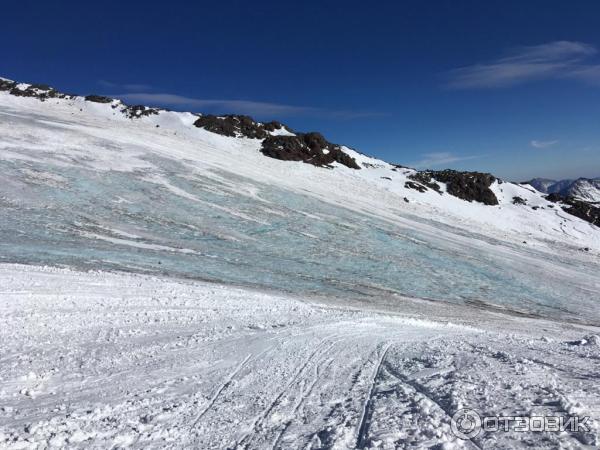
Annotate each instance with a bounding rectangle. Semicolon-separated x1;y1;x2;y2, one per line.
1;264;599;449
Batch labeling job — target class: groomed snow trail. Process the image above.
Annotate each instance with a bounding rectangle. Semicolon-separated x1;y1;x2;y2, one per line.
1;265;598;449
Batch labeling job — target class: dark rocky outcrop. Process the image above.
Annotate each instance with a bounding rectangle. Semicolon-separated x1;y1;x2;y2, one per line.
1;78;154;119
408;172;442;193
416;170;499;205
362;162;381;169
404;181;428;193
262;121;286;132
546;193;600;226
193;115;359;169
193;114;360;169
1;80;72;102
512;196;527;205
85;95;113;103
405;170;498;205
261;132;360;169
29;83;52;91
121;105;159;119
193;115;289;139
0;78;16;91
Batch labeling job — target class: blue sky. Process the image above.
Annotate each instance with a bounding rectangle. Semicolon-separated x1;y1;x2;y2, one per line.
2;0;599;181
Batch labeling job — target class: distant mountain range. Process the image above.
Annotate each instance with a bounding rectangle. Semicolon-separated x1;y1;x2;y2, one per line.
527;177;600;203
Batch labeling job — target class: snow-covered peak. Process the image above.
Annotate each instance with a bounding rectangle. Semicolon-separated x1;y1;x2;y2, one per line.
568;178;600;203
527;177;600;203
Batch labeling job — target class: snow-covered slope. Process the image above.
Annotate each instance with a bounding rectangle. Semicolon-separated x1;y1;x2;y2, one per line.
0;79;599;324
1;78;600;449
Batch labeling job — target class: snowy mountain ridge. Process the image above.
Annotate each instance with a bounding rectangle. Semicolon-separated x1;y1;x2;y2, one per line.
2;76;598;222
1;75;599;323
528;176;600;203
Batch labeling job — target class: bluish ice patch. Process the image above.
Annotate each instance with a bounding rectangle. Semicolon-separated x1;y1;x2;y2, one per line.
0;155;598;324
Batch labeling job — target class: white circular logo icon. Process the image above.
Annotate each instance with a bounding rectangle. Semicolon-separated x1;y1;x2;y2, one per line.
451;408;482;439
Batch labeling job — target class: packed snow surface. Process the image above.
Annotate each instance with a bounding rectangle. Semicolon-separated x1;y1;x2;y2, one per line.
1;264;599;449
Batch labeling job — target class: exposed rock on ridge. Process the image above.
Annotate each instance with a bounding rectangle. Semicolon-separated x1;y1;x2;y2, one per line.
193;114;288;139
84;95;113;103
121;104;159;119
1;79;73;101
409;170;499;205
261;132;360;169
193;115;361;169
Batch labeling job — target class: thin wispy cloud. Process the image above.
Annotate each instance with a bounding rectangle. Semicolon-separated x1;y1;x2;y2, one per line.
412;152;485;169
115;92;382;119
446;41;600;89
530;139;558;149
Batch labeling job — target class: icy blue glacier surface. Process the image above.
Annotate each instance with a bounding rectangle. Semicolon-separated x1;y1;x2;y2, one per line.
1;151;598;325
